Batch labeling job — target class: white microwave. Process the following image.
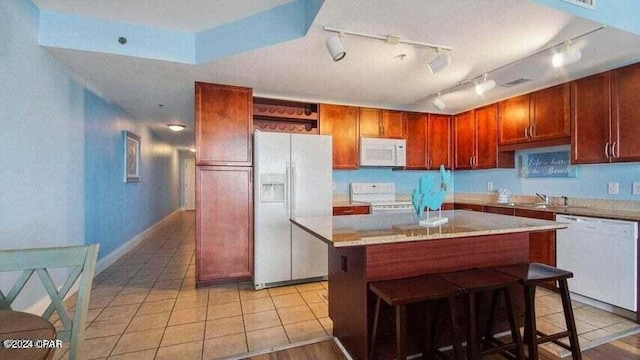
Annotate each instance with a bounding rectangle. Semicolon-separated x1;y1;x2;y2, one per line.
359;138;406;167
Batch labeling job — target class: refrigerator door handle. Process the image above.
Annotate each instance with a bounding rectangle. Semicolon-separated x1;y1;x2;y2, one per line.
285;163;291;216
291;163;297;216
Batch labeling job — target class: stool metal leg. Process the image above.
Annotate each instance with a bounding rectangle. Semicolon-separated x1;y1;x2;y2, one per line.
524;285;539;360
369;296;381;360
559;279;582;360
504;287;525;360
396;304;407;360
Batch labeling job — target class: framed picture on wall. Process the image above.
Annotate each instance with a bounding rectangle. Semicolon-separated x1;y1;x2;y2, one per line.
123;131;140;182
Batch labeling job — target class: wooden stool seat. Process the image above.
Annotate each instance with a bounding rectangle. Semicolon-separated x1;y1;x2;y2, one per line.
440;268;525;360
494;263;582;360
494;262;573;283
369;274;464;360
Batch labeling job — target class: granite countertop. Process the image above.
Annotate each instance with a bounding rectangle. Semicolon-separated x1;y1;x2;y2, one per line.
291;210;567;247
454;199;640;222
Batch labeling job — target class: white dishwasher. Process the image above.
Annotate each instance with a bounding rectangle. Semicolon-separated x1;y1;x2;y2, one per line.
556;215;638;313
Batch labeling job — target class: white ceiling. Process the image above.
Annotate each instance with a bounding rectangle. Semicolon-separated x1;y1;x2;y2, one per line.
32;0;294;32
39;0;640;149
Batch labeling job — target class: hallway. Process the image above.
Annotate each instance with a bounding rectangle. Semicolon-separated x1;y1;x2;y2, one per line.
54;211;332;360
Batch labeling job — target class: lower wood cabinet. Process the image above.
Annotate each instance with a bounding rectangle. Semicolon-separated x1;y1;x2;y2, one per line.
196;166;253;285
333;205;370;216
513;209;556;266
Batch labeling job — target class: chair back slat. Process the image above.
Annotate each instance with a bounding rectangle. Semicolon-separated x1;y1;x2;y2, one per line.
0;244;99;360
0;246;90;271
42;266;82;320
0;269;35;310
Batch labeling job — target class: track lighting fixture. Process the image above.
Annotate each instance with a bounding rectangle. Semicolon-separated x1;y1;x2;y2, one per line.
427;51;451;75
552;42;582;68
432;93;446;110
326;34;346;62
323;26;452;65
167;124;186;132
475;74;496;95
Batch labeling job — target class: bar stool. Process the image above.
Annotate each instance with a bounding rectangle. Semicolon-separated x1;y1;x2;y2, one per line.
493;263;582;360
369;274;464;360
439;268;525;360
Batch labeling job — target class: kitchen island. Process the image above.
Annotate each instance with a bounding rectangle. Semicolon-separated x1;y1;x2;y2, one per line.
291;210;568;360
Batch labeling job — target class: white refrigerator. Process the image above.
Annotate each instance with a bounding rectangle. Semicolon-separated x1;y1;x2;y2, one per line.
253;131;332;289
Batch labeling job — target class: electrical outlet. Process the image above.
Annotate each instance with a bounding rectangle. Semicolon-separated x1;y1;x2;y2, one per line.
633;182;640;195
608;182;619;195
487;182;494;191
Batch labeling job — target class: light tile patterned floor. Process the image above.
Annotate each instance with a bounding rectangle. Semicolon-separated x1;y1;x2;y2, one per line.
50;211;638;359
51;211;331;360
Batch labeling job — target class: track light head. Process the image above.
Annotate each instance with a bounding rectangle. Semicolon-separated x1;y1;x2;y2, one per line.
475;74;496;95
326;35;346;62
552;44;582;68
427;51;451;75
432;93;446;110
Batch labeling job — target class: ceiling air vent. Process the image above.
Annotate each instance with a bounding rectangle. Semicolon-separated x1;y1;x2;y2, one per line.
500;78;532;88
561;0;595;9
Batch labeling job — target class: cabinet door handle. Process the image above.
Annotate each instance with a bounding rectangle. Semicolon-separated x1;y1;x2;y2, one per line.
612;142;618;158
530;125;535;138
604;142;610;158
473;155;478;167
428;156;432;169
469;156;474;168
524;125;529;140
342;209;355;214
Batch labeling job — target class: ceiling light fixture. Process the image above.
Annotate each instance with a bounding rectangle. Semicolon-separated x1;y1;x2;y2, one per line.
432;93;446;110
427;50;451;75
475;74;496;95
552;42;582;68
323;26;453;64
326;34;346;62
167;124;186;132
428;25;605;104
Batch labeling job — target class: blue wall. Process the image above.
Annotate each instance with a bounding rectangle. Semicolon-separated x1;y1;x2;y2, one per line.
334;146;640;202
454;146;640;201
1;0;180;310
84;91;180;259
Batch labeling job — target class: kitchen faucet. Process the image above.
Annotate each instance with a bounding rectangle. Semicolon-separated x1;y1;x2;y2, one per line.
536;192;550;204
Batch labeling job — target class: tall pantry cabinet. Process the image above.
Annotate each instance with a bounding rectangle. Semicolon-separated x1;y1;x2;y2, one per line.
195;82;254;286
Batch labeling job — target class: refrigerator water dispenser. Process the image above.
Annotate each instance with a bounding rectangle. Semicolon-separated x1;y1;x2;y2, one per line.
260;173;286;202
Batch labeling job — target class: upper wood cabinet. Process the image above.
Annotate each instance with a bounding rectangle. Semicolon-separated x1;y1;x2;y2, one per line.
572;63;640;164
319;104;359;169
405;112;452;170
195;83;253;166
611;62;640;162
359;108;405;138
498;84;570;146
571;72;611;164
454;104;498;170
196;166;253;284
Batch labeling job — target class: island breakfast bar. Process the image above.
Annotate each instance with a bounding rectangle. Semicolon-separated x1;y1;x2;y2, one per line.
291;210;568;360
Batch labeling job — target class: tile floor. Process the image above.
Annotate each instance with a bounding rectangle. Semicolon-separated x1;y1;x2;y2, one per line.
52;211;332;360
51;211;638;359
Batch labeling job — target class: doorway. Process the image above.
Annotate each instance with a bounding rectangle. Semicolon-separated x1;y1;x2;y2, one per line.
183;158;195;210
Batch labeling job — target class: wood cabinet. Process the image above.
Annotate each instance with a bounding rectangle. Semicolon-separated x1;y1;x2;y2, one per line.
196;166;253;284
453;203;483;212
359;108;404;138
513;209;556;267
319;104;359;169
498;84;570;146
195;83;253;166
571;72;611;164
611;63;640;162
405;113;452;170
572;63;640;163
454;104;498;170
333;205;370;216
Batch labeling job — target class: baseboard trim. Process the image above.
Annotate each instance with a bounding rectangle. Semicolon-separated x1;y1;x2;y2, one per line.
24;208;181;315
94;209;181;275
